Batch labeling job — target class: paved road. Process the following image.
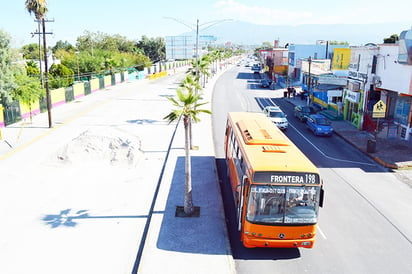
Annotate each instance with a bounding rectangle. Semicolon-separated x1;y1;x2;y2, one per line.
212;65;412;274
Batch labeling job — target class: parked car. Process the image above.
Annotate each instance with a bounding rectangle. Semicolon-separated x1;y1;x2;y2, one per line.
294;105;317;122
260;79;272;88
306;114;333;136
263;106;288;130
251;63;261;72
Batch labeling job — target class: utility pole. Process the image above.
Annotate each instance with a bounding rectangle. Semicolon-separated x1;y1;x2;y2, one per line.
33;18;53;128
195;19;199;83
307;56;312;106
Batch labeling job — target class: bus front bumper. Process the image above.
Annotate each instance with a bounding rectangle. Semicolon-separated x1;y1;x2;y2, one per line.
243;236;315;249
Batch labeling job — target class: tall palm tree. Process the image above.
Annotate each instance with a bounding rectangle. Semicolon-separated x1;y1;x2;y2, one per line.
164;88;211;216
25;0;52;128
25;0;47;19
199;55;211;88
180;73;201;94
179;74;202;149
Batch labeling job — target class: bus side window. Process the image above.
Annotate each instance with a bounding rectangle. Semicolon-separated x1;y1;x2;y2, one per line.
319;186;324;208
235;185;241;205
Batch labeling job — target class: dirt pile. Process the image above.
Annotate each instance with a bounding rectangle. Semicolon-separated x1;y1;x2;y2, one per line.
53;128;142;168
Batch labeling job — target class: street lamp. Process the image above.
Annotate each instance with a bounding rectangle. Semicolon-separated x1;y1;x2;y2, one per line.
75;51;80;81
164;17;232;84
307;56;312;106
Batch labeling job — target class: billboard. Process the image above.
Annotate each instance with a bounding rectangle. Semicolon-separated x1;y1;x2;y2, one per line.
332;48;351;70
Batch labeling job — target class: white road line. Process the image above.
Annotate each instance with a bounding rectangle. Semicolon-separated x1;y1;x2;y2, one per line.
317;225;327;240
289;122;376;166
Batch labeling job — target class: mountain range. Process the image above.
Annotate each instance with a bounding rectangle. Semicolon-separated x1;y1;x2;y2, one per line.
192;20;411;46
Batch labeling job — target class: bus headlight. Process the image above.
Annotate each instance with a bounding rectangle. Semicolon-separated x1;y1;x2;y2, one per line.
301;242;311;246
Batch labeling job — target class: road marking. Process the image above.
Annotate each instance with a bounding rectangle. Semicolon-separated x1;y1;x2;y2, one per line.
317;225;327;240
289;122;376;166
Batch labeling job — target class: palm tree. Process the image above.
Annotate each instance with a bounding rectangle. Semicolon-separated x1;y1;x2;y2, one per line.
25;0;47;18
199;55;211;88
180;73;201;94
164;87;211;216
179;74;202;149
25;0;52;128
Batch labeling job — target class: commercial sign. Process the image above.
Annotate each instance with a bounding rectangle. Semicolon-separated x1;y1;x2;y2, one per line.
253;171;320;185
332;48;351;70
345;90;361;103
348;70;367;81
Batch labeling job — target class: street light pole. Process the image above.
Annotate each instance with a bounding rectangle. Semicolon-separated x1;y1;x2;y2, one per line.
75;51;80;81
195;19;199;82
164;17;232;86
307;56;312;106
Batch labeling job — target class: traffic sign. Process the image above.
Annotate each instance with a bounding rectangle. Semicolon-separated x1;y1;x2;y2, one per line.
372;100;386;118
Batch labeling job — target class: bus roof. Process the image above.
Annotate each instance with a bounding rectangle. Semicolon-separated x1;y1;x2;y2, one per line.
227;112;319;175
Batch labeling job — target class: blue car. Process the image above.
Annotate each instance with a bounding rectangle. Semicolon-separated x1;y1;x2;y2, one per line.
306;114;333;136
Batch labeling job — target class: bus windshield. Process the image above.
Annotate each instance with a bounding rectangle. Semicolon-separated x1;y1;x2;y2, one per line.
246;184;320;225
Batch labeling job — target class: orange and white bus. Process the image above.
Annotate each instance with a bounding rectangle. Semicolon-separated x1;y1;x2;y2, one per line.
225;112;324;248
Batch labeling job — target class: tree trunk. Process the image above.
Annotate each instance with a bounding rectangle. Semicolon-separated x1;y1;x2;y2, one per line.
183;115;194;215
189;116;193;150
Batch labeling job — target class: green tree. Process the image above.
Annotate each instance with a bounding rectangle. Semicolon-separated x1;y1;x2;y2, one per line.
199;55;211;88
164;85;211;216
12;74;44;122
25;60;40;78
261;41;273;48
21;43;42;60
0;30;22;103
49;63;74;88
179;74;202;149
210;49;222;75
76;31;138;55
136;35;165;62
52;40;75;54
383;34;399;44
73;32;152;75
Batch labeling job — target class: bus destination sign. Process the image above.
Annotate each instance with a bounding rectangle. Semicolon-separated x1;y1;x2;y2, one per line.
253;171;320;185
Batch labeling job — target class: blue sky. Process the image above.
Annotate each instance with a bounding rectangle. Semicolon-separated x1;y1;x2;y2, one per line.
1;0;411;47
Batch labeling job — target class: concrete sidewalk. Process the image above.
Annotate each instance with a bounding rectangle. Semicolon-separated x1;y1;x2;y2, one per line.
0;66;236;274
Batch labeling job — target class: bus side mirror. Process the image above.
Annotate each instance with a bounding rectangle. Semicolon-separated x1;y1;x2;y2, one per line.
319;187;324;208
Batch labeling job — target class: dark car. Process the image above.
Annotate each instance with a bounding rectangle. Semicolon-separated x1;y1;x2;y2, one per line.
260;79;272;88
306;114;333;136
294;105;317;122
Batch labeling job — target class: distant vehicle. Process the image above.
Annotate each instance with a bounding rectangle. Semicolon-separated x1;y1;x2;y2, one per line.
251;63;260;73
263;106;288;130
306;114;333;136
260;79;272;88
294;106;317;122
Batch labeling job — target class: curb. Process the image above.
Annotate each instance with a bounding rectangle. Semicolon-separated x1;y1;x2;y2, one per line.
333;131;398;169
283;99;399;170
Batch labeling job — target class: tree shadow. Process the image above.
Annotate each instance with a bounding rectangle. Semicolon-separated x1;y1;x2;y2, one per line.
156;156;230;255
126;119;159;125
42;209;149;228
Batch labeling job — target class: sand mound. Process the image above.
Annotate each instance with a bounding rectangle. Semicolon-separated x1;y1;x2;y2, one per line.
54;128;142;168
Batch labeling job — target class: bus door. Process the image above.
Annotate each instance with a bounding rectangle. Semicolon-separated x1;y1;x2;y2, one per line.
237;176;249;231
